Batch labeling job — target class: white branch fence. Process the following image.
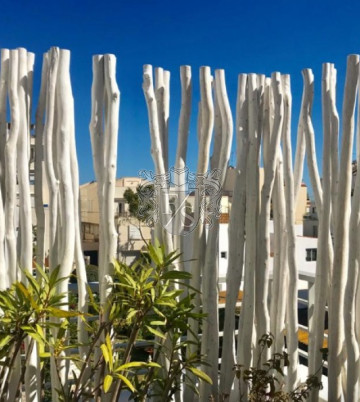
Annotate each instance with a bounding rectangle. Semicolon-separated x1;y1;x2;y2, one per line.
0;46;359;401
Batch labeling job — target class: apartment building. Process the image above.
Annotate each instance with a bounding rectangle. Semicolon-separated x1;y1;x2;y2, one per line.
80;177;152;265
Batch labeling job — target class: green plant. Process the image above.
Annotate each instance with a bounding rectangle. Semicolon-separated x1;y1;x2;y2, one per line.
98;242;211;401
232;333;325;402
0;243;211;401
0;266;80;401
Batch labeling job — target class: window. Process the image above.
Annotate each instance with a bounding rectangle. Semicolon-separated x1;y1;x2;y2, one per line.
220;251;227;259
129;225;142;240
306;248;317;261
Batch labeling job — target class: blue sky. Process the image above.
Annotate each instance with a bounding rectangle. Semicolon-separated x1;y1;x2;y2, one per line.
1;0;360;189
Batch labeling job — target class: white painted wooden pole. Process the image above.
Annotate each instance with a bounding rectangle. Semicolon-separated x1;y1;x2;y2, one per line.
6;49;20;285
211;80;222;171
186;66;213;357
17;47;33;282
34;54;48;270
268;77;288;362
90;54;120;401
153;67;168;246
144;66;186;402
269;81;285;347
143;65;173;251
301;68;335;391
219;73;248;398
267;71;287;363
302;69;323;213
271;152;288;356
352;61;360;399
0;49;9;290
308;64;333;400
330;65;339;235
265;79;284;356
173;66;191;270
281;74;299;391
154;67;170;172
89;52;120;318
0;49;9;209
237;73;260;383
102;54;120;301
257;75;265;156
162;69;170;173
17;47;40;402
69;96;90;376
200;69;233;400
155;68;166;172
255;72;283;364
43;47;60;271
89;54;107;397
27;50;41;402
6;48;21;402
55;48;76;391
0;50;8;393
293;87;306;202
328;54;359;401
262;78;271;178
183;68;213;402
163;70;170;173
344;92;360;400
89;54;105;300
355;68;360;360
26;52;34;136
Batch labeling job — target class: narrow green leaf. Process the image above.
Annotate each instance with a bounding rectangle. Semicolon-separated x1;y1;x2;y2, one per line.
126;309;138;321
103;374;113;393
147;362;161;367
105;334;113;371
152;306;165;318
36;265;49;283
0;335;12;350
86;285;99;313
147;243;162;266
124;273;137;289
188;367;213;384
49;266;61;288
162;290;183;298
143;267;154;281
145;325;166;339
161;271;192;280
24;271;41;296
115;361;161;372
0;293;15;311
100;344;110;364
114;374;135;392
47;307;79;318
155;299;176;307
149;320;166;326
26;331;45;346
109;303;118;320
36;324;45;341
164;251;182;266
20;325;34;331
